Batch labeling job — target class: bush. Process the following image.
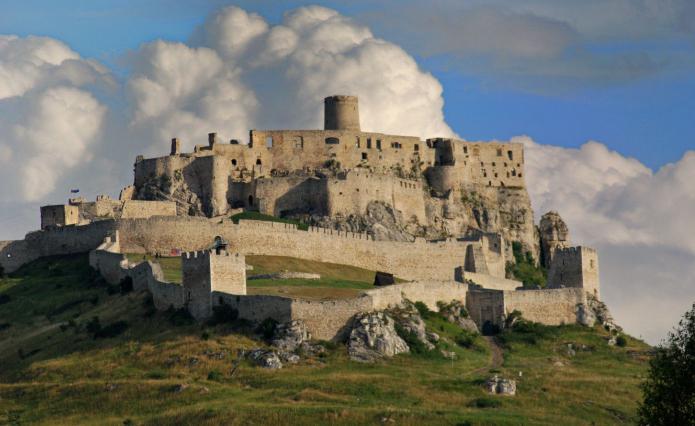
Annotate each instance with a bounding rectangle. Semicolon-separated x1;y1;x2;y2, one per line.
207;370;223;381
94;321;129;339
508;241;546;288
394;323;438;358
0;294;10;305
616;335;627;347
469;397;502;408
146;369;166;380
413;301;431;319
257;317;278;340
201;331;210;341
455;331;476;349
86;316;101;335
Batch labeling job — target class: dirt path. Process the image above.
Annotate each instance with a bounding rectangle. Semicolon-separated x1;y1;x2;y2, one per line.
485;336;504;369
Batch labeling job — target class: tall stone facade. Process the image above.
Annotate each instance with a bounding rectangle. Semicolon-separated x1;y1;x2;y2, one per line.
182;248;246;320
547;246;600;299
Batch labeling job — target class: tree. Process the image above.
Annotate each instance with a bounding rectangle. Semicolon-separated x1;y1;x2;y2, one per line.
638;303;695;425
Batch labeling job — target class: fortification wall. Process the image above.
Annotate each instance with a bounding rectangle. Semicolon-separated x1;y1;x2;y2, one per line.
366;280;469;311
216;293;294;324
547;246;600;298
210;252;246;296
182;250;212;320
466;290;505;327
0;240;38;274
503;288;586;325
290;296;374;340
462;271;521;291
451;141;525;188
254;176;327;216
327;172;427;223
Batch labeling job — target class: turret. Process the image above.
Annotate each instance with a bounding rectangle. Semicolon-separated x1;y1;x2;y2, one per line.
324;95;360;131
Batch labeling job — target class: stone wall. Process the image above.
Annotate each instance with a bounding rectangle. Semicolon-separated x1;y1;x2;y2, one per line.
503;288;586;325
40;204;79;229
114;217;495;281
461;271;521;291
467;290;505;327
0;240;37;274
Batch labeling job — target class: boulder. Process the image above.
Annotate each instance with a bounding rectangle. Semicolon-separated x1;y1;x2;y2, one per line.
348;312;409;362
438;300;479;333
271;320;310;352
389;304;435;350
247;349;283;369
539;211;570;268
485;375;517;396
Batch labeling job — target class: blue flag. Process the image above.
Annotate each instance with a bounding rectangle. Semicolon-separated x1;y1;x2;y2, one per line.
70;189;80;193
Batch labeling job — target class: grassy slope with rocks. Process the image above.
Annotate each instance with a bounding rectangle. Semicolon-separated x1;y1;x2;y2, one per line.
0;255;650;425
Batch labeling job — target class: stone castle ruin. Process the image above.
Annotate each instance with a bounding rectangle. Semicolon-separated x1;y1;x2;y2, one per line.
0;95;606;339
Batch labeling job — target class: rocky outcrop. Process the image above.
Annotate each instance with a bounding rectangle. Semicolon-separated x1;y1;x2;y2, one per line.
388;303;435;350
539;211;570;268
247;349;283;369
271;320;311;352
136;176;204;216
485;375;517;395
576;295;621;333
438;300;479;333
347;312;409;362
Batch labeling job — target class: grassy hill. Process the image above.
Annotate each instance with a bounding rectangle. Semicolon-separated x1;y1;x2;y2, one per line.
0;255;651;425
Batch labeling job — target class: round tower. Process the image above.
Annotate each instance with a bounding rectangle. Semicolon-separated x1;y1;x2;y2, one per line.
324;95;360;131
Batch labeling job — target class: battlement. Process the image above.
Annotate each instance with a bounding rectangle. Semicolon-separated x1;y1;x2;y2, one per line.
547;245;600;298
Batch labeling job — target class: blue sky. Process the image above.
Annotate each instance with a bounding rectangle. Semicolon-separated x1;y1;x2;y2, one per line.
2;0;693;169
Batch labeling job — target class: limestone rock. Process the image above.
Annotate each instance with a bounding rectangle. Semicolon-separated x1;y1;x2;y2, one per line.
278;351;300;364
271;320;310;352
539;211;570;268
438;300;479;334
587;295;621;333
427;332;440;343
247;349;283;369
388;303;435;350
485;375;517;396
348;312;409;362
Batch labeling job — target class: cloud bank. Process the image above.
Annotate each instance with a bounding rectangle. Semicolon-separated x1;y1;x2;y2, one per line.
0;5;693;343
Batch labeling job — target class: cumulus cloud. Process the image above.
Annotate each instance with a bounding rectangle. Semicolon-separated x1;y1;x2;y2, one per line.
522;137;695;343
128;5;453;153
0;36;108;203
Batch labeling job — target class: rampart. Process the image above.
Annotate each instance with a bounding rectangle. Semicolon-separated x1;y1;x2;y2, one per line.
547;246;600;298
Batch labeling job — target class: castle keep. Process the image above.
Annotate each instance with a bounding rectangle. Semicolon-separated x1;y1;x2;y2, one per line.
1;95;604;339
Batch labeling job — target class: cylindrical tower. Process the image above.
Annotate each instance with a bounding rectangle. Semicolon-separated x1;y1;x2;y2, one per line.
324;95;360;131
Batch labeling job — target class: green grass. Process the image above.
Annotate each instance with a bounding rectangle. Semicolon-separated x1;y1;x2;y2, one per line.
507;241;547;288
125;254;182;283
230;211;309;230
0;255;651;425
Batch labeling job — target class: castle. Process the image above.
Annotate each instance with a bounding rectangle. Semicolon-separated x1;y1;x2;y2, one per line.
0;95;602;339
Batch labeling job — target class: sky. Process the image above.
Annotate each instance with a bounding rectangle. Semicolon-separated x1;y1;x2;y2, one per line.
0;0;693;344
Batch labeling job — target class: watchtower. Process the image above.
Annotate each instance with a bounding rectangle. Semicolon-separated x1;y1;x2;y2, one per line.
547;246;600;299
324;95;360;131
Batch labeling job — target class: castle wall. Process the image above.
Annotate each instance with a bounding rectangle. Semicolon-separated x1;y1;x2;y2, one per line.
210;251;246;296
0;240;38;274
366;280;469;311
503;288;586;325
326;172;427;223
254;176;327;216
182;251;212;320
461;271;521;291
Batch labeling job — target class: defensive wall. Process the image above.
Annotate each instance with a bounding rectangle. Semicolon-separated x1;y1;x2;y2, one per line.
547;246;600;298
467;288;588;328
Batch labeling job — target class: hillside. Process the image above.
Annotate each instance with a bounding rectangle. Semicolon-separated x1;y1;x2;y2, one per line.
0;255;650;425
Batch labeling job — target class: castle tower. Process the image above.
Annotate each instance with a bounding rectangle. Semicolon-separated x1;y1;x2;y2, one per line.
547;246;600;299
170;138;181;155
324;95;360;131
182;248;246;320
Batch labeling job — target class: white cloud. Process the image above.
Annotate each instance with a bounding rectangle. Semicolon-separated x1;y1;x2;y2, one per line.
0;36;108;204
523;137;695;343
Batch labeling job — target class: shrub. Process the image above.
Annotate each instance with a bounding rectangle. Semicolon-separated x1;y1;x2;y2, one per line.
508;241;546;288
146;369;166;380
616;335;627;347
469;397;502;408
94;321;129;339
86;316;101;335
394;323;438;358
257;317;278;340
207;370;223;381
201;331;210;341
89;295;99;305
455;331;476;349
413;301;431;318
0;294;10;305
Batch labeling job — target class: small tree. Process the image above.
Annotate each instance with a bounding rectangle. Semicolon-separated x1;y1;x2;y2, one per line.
638;303;695;425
